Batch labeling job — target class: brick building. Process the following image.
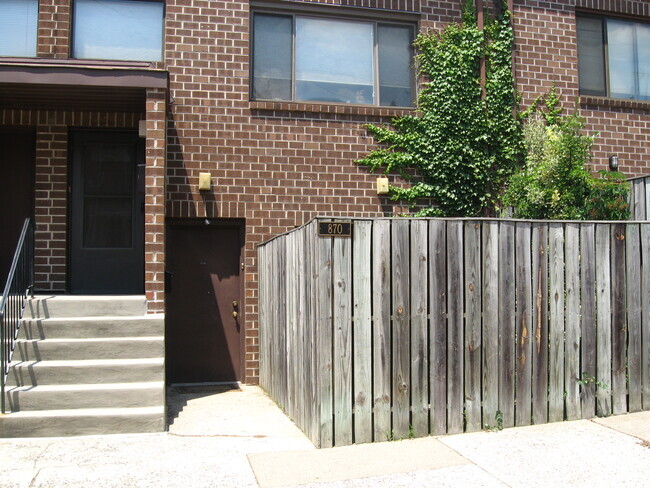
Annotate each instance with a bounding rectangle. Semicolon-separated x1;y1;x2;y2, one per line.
1;0;649;392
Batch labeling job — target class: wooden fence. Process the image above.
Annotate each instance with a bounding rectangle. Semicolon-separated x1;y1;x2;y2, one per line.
629;175;650;220
258;217;650;448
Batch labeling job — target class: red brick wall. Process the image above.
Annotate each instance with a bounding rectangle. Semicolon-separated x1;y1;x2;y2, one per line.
145;89;168;313
13;0;650;384
37;0;71;58
513;0;650;175
164;0;454;382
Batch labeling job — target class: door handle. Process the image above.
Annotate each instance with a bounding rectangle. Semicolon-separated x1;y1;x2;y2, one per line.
232;311;238;318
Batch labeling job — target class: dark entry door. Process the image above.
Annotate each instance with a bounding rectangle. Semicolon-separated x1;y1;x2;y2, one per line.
166;222;244;384
0;128;34;284
70;131;144;294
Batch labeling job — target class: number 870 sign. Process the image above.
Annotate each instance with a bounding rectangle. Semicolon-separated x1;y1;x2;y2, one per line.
318;221;352;237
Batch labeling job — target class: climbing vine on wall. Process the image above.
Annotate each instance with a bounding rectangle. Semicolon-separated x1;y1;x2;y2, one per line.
357;0;521;217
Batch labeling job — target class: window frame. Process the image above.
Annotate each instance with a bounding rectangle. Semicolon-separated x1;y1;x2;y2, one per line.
250;8;417;108
577;12;650;101
71;0;165;63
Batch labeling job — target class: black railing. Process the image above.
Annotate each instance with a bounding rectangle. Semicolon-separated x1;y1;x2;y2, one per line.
1;218;34;413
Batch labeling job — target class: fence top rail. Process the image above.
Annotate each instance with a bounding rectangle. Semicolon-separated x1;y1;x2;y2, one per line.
627;173;650;182
256;216;650;248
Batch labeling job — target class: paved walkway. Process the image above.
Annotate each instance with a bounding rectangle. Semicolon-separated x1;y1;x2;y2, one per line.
1;384;649;487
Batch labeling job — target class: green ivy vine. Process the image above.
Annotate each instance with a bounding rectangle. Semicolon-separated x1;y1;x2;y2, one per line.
357;0;521;217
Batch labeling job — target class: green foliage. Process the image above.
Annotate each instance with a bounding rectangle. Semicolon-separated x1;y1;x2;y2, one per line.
503;87;630;220
357;1;520;217
484;410;504;432
577;373;609;391
585;171;630;220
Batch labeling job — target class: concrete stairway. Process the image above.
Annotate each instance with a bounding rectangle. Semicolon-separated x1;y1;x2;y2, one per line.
0;296;165;437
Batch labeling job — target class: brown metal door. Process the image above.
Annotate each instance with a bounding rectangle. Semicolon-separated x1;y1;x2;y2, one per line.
165;221;244;384
0;128;34;284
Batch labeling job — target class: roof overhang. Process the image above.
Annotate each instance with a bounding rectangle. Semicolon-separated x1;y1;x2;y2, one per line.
0;60;168;112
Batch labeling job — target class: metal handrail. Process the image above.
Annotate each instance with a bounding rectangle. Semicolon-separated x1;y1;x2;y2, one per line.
1;218;34;413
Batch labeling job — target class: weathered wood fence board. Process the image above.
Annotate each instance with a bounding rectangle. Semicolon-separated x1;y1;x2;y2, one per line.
515;223;532;427
629;175;650;220
580;224;597;419
259;217;650;447
498;221;515;429
627;224;642;413
411;220;429;437
447;221;464;434
352;221;372;444
464;222;481;432
531;223;549;425
316;225;333;447
372;220;391;441
482;222;499;429
429;220;447;435
642;225;650;411
596;224;612;417
565;224;581;421
549;223;565;423
392;219;410;439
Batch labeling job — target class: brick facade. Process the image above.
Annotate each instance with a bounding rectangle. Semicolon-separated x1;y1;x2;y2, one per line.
513;0;650;175
37;0;71;58
3;0;650;384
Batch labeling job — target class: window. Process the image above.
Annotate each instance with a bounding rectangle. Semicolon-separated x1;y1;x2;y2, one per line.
252;13;415;107
0;0;38;57
577;15;650;101
73;0;163;62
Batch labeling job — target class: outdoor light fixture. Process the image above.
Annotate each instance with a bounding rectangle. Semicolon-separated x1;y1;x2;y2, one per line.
609;155;619;171
198;172;211;191
376;176;389;195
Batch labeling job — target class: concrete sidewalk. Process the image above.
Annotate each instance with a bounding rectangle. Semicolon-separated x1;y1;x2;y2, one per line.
0;385;649;488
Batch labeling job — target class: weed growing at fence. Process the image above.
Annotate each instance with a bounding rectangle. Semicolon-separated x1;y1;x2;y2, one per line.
385;426;416;441
483;410;504;432
577;372;609;392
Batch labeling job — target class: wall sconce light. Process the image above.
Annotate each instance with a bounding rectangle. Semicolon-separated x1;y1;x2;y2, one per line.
376;176;389;195
198;172;211;191
609;155;619;171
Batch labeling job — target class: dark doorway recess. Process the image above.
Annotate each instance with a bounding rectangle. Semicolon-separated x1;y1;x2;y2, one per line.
0;128;35;285
69;130;144;294
165;220;245;384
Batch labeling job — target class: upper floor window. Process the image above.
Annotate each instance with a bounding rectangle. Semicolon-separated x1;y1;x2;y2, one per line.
0;0;38;57
73;0;163;62
252;12;415;107
577;15;650;101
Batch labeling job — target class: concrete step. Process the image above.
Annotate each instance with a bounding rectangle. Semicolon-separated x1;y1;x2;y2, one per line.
7;358;165;387
5;382;164;411
14;337;164;361
0;406;165;438
20;315;164;340
25;295;147;319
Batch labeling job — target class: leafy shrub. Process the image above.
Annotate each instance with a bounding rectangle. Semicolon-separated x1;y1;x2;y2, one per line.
503;88;630;220
585;171;630;220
